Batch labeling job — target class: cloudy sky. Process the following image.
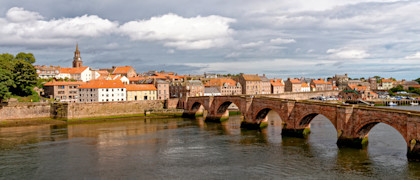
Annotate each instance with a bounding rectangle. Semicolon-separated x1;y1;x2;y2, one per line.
1;0;419;80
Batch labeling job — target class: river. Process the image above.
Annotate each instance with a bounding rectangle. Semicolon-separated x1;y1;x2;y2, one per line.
1;106;420;179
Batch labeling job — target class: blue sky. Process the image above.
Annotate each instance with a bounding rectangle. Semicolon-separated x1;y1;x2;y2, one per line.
0;0;419;80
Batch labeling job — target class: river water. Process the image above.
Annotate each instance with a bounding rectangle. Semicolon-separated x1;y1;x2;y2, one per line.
1;106;420;179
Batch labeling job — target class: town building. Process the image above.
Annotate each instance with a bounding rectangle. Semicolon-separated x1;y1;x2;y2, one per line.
238;74;262;95
339;85;378;101
97;74;129;84
348;80;370;89
78;80;126;102
403;81;420;90
43;81;86;102
126;84;157;101
170;80;204;98
56;67;96;82
259;75;271;94
378;79;394;90
310;79;333;91
72;44;83;68
285;78;302;92
204;78;242;96
301;83;310;92
331;74;349;90
270;79;284;94
112;66;137;78
35;65;60;79
204;87;222;96
368;77;377;90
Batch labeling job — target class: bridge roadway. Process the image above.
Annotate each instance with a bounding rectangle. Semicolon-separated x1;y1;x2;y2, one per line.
182;95;420;161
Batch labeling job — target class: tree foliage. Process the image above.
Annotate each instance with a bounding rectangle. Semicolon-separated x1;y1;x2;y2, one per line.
415;78;420;84
0;53;38;101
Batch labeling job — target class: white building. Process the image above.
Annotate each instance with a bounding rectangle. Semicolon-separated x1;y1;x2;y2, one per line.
301;83;311;92
56;67;93;82
78;80;126;102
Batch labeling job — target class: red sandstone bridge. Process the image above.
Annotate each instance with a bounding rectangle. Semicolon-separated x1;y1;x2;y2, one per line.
183;95;420;160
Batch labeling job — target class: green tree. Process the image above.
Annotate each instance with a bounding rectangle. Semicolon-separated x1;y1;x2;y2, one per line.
10;60;37;96
0;54;15;101
15;52;36;64
415;78;420;84
389;85;404;93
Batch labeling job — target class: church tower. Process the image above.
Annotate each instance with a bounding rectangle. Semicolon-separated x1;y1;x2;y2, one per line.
72;44;83;68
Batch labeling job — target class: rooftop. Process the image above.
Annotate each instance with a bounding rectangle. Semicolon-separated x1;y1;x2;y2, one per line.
44;81;86;86
113;66;133;74
78;80;125;89
59;67;88;74
126;84;156;91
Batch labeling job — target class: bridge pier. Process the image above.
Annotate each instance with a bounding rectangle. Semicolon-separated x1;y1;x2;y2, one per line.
281;128;311;138
336;137;368;148
240;121;262;130
408;139;420;161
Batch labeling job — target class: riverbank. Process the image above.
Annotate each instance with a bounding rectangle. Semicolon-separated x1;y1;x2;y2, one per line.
0;112;184;128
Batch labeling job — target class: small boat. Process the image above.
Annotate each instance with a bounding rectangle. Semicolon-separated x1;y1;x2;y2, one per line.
411;102;419;106
388;102;397;106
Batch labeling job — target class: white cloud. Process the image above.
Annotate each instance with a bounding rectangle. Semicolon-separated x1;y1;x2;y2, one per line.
241;41;264;48
270;38;296;44
119;13;236;50
327;48;370;59
405;52;420;60
0;7;118;45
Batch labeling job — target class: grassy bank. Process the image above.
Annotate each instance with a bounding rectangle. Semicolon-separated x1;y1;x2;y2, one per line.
0;112;184;128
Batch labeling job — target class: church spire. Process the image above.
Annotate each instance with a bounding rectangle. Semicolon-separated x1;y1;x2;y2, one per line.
72;43;83;68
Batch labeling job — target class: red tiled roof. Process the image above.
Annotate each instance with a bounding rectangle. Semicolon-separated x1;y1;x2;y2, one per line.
242;74;261;81
44;81;86;86
205;79;237;87
301;83;309;87
270;79;284;86
126;84;156;91
349;85;368;91
59;67;88;74
78;80;125;89
312;79;328;84
113;66;133;74
410;85;420;88
289;79;301;84
382;79;393;82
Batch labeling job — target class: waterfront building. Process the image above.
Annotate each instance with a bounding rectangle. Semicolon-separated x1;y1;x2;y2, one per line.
285;78;302;92
112;66;137;78
154;79;170;100
339;85;378;100
270;79;284;94
56;67;94;82
204;87;222;96
43;81;86;102
238;74;262;95
170;80;204;98
204;78;241;96
378;79;394;90
310;79;333;91
301;83;310;92
332;74;349;90
126;84;157;101
78;80;126;102
34;65;60;79
259;75;271;94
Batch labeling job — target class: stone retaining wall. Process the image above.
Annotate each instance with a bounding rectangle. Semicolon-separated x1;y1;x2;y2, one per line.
0;102;51;120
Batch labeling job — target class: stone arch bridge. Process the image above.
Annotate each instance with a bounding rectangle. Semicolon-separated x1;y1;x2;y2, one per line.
183;95;420;160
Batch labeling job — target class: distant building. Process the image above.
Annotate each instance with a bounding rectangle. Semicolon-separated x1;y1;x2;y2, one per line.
285;78;302;92
259;75;271;94
204;87;222;96
126;84;157;101
403;81;420;90
78;80;126;102
301;83;310;92
72;44;83;68
56;67;94;82
310;79;333;91
170;80;204;98
270;79;284;94
340;85;378;101
378;79;394;90
368;77;377;90
238;74;262;95
204;78;241;96
112;66;137;78
154;79;170;100
35;65;60;79
332;74;349;90
43;81;86;102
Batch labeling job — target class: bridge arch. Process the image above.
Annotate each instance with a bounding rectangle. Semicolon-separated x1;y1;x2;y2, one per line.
298;112;338;130
355;119;407;143
253;107;284;127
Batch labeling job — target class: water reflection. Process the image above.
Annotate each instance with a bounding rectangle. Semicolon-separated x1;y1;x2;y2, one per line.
0;113;419;179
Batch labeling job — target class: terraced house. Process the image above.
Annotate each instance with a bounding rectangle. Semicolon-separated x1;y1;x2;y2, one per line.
78;80;126;102
126;84;157;101
204;78;241;96
43;81;86;102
